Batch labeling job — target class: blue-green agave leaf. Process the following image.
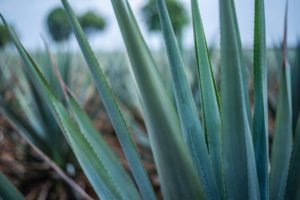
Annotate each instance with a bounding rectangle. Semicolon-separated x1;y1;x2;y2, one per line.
229;1;252;127
269;62;292;200
59;1;156;200
219;0;260;199
252;0;269;199
270;4;293;199
291;43;300;132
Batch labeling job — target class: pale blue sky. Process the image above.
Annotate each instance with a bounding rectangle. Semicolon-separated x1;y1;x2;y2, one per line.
1;0;299;51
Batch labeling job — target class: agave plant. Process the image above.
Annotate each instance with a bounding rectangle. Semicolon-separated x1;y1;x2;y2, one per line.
1;0;300;199
0;48;73;168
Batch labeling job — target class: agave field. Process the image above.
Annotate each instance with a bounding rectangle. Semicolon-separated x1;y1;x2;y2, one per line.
0;0;299;199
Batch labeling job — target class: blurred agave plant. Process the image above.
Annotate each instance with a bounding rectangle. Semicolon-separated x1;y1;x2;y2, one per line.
0;47;73;168
1;0;300;200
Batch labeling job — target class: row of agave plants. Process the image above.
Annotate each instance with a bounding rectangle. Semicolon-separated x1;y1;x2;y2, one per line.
0;0;300;199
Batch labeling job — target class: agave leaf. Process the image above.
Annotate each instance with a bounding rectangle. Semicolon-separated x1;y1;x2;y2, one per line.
1;16;129;200
0;172;25;200
59;1;155;200
42;40;72;102
291;43;300;132
111;0;205;199
229;1;252;127
269;63;292;200
156;0;220;199
191;0;224;197
125;0;162;80
125;0;176;107
285;113;300;200
49;102;123;200
270;4;293;199
252;0;269;199
67;91;141;200
219;0;260;199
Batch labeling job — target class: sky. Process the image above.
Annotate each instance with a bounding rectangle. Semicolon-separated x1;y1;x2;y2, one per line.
0;0;299;51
